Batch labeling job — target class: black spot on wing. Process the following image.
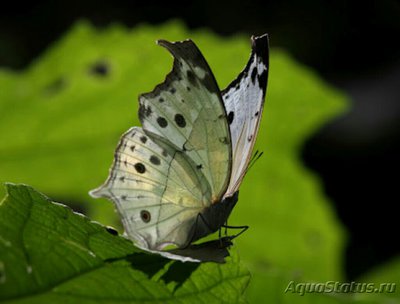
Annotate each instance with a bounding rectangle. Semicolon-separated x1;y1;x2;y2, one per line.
227;111;234;125
258;70;268;97
150;155;161;165
140;210;151;223
186;70;197;87
251;67;257;85
159;97;164;103
134;163;146;174
174;114;186;128
235;81;240;90
162;149;168;157
139;103;153;121
145;106;152;117
157;117;168;128
140;136;147;143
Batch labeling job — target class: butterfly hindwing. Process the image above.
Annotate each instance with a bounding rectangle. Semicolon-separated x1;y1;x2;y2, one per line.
138;39;232;201
222;34;269;196
90;127;212;249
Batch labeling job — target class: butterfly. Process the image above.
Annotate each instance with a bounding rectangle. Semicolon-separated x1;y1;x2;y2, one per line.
90;34;269;262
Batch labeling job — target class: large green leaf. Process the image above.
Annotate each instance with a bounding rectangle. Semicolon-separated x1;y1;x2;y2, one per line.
0;20;357;302
0;183;250;303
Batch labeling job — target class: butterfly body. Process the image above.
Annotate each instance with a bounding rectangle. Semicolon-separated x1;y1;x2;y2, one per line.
90;34;269;259
190;191;239;243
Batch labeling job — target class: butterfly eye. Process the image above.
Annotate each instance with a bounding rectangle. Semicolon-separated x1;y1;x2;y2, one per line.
140;210;151;223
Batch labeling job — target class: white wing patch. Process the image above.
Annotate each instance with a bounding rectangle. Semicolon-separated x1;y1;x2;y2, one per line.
90;127;211;250
222;34;269;197
138;39;232;202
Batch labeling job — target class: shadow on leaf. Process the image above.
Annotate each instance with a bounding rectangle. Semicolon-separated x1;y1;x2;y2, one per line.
160;261;200;292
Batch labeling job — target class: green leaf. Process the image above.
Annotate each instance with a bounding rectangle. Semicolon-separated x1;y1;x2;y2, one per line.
0;183;250;303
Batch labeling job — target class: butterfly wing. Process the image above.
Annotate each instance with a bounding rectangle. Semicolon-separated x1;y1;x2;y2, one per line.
221;34;269;197
138;39;232;202
90;127;212;250
90;37;265;254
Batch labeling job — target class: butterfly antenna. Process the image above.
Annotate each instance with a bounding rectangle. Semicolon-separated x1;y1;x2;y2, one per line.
250;150;259;162
246;150;264;174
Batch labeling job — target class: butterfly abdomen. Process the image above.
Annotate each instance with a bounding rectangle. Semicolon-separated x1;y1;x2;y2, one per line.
191;191;239;243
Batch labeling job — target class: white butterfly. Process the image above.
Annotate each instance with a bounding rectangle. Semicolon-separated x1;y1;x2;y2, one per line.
90;34;269;262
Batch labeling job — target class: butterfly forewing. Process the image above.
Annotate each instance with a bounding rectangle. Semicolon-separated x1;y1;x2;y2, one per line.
221;34;269;197
90;127;212;249
138;39;232;202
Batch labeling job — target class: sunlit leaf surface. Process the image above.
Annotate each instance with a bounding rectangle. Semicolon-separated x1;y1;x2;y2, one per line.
0;184;250;303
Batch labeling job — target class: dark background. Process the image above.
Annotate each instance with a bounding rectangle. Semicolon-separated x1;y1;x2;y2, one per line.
1;0;399;280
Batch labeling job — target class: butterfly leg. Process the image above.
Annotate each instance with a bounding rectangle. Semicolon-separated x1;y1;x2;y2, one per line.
221;224;249;240
217;222;228;247
218;227;227;247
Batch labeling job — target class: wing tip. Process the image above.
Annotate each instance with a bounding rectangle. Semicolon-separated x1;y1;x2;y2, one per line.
156;39;170;48
220;33;269;96
89;186;109;199
251;33;269;66
140;37;220;108
156;38;195;50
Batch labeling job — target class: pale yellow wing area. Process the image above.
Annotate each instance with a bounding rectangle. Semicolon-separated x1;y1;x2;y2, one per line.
138;39;232;202
90;127;212;250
